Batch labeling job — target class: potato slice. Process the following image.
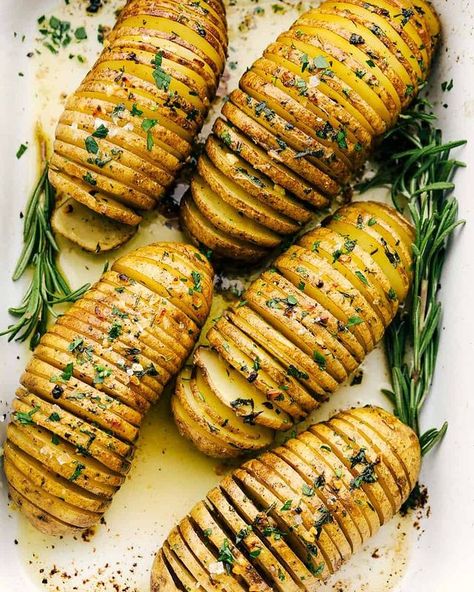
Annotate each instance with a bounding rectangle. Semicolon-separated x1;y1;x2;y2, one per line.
191;500;270;591
191;175;283;247
348;406;421;491
166;526;223;592
221;98;330;207
4;457;101;529
206;487;294;592
216;314;314;416
275;441;364;553
49;168;141;226
205;136;304;230
311;423;393;525
175;366;266;453
7;424;118;498
161;542;204;592
220;475;315;586
13;392;132;474
275;247;375;353
52;198;137;253
299;226;397;325
207;325;306;421
328;417;402;512
172;390;242;459
8;485;82;536
235;466;330;581
198;154;307;234
112;254;207;326
266;264;362;367
21;362;141;441
195;347;292;431
258;452;352;562
335;413;410;504
227;90;340;196
327;215;410;300
178;516;247;591
181;192;268;262
251;57;365;168
318;2;420;87
299;430;378;538
248;273;348;385
231;303;327;401
194;365;274;446
212;118;318;212
336;204;413;272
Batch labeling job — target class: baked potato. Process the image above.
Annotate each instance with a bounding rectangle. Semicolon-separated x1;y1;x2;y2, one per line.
181;0;439;261
49;0;228;253
3;242;214;534
151;406;421;591
172;200;414;457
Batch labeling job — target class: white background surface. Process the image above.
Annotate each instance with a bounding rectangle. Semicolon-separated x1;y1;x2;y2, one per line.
0;1;473;590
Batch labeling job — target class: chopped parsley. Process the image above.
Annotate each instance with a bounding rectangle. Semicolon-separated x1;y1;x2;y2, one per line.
141;118;158;151
217;539;234;573
16;144;28;159
13;406;40;425
94;365;112;384
50;362;74;383
69;462;86;482
152;51;171;91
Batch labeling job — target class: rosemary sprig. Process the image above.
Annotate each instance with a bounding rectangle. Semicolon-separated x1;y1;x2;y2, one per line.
1;165;89;349
358;98;466;456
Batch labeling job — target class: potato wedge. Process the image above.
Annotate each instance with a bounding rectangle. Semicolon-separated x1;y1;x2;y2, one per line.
4;242;214;534
155;407;421;591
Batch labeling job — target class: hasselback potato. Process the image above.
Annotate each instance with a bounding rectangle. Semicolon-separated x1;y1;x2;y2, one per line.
152;406;421;591
3;243;213;534
173;201;414;457
49;0;228;252
181;0;439;261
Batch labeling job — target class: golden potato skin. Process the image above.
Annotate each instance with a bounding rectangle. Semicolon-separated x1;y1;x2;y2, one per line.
4;243;214;535
151;406;421;591
49;0;228;252
181;0;439;261
172;201;414;457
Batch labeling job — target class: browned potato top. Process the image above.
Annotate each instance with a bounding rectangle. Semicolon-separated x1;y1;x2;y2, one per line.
151;405;421;591
3;242;214;535
49;0;228;252
172;200;414;458
181;0;439;262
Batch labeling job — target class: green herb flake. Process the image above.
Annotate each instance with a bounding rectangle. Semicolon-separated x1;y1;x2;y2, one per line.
152;51;171;91
85;136;99;154
92;124;109;138
13;406;40;425
16;144;28;159
313;350;326;370
69;462;86;482
355;270;369;285
217;539;234;573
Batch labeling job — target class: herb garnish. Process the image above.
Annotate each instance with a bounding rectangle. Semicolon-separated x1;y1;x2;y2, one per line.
357;98;466;456
1;166;89;348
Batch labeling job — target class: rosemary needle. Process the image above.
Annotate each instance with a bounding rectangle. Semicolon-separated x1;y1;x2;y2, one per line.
358;98;467;456
1;164;89;349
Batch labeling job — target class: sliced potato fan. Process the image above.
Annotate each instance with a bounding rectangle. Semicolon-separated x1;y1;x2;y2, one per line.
152;406;421;592
49;0;228;252
4;242;214;535
172;200;413;457
181;0;438;261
